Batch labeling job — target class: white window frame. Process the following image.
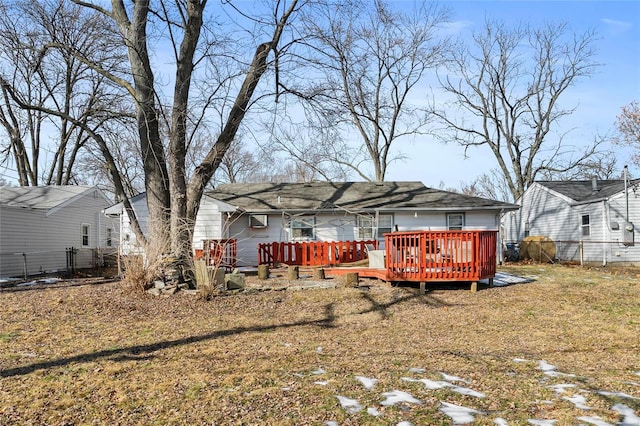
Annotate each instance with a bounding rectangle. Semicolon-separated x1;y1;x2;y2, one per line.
249;214;268;229
447;213;465;231
357;214;393;240
290;216;314;240
81;223;91;247
581;214;591;237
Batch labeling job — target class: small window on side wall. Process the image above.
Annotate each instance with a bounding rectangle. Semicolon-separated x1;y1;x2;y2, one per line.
581;214;591;237
81;224;90;247
447;213;464;230
106;228;113;247
250;214;268;229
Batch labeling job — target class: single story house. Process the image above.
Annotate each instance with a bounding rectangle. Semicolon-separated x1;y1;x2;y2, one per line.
502;179;640;264
108;181;518;267
0;185;118;278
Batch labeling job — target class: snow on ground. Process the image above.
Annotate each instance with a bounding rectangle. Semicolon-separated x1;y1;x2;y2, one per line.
315;359;639;425
439;401;484;424
576;415;614;426
612;403;640;424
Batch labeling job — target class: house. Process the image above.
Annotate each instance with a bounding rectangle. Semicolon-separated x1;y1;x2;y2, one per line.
502;179;640;264
0;185;118;278
108;181;518;267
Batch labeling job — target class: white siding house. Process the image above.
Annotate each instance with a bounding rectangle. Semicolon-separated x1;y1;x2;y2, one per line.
503;179;640;264
109;182;518;267
0;186;117;278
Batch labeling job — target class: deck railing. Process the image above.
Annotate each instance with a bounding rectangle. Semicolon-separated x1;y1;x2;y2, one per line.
194;239;237;272
385;230;497;282
258;240;378;267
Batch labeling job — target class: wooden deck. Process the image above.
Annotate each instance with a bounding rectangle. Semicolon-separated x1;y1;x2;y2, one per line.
325;231;498;291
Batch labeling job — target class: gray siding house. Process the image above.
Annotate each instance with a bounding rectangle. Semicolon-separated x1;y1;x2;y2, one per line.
109;181;518;267
503;179;640;264
0;185;118;277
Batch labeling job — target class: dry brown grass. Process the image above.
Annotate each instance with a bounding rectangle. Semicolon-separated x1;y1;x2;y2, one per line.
1;263;639;425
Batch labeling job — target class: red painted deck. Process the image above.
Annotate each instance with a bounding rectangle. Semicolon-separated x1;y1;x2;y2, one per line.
326;230;498;283
258;240;377;267
194;239;237;272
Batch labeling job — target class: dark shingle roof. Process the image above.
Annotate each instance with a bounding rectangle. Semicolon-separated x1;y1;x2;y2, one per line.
207;181;518;212
536;180;634;203
0;185;96;210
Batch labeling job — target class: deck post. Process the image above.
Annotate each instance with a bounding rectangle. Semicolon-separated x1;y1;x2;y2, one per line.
344;272;359;287
470;281;478;293
420;282;426;294
258;264;270;280
288;265;299;281
313;268;325;280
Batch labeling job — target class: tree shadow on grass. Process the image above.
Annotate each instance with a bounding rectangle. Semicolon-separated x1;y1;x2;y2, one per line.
1;291;448;378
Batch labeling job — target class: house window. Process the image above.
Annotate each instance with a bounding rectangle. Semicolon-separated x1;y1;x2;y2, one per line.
447;213;464;230
81;224;90;247
249;214;268;229
524;221;530;238
581;214;591;237
106;228;113;247
290;217;314;240
357;214;393;239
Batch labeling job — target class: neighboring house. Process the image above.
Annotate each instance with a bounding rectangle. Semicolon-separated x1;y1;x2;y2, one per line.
0;185;118;277
503;179;640;264
108;181;518;267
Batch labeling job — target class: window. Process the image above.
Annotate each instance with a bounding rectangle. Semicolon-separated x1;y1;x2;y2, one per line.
357;214;393;239
106;228;113;247
447;213;464;230
524;221;530;238
581;214;591;237
290;217;314;239
249;214;268;228
81;224;90;247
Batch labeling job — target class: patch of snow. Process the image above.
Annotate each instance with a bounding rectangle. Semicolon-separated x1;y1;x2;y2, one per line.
0;277;20;283
283;342;291;347
513;358;528;363
527;420;556;425
624;381;640;387
563;394;591;410
17;277;62;287
380;390;422;406
293;373;305;378
402;377;485;398
355;376;378;390
439;401;484;425
598;391;640;401
326;421;339;426
408;367;426;373
547;383;577;394
281;387;291;391
311;368;326;375
402;377;449;390
316;346;323;353
612;403;640;425
544;371;576;378
396;422;414;426
314;381;328;386
336;395;362;413
548;383;577;394
576;416;613;426
537;361;557;372
367;407;381;417
440;372;471;384
494;418;509;425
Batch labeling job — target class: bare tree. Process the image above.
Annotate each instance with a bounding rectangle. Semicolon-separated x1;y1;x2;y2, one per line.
432;20;601;201
280;0;451;181
614;101;640;167
58;0;303;281
0;0;129;186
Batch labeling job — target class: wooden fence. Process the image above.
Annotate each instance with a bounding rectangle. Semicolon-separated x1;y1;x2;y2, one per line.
258;240;378;267
194;239;237;272
385;230;497;282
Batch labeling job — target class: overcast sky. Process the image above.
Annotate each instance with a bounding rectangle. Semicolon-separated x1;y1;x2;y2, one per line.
386;0;640;189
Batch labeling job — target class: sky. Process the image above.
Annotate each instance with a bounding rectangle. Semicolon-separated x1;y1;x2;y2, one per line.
385;0;640;190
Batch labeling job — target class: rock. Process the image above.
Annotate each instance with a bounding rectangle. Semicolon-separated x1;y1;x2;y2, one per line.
154;280;165;289
162;285;178;295
225;273;245;290
146;288;161;296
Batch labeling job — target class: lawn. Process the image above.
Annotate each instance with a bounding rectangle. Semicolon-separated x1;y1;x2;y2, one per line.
1;264;639;425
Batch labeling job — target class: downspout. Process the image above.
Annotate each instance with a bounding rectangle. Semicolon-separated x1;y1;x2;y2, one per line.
602;200;607;267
